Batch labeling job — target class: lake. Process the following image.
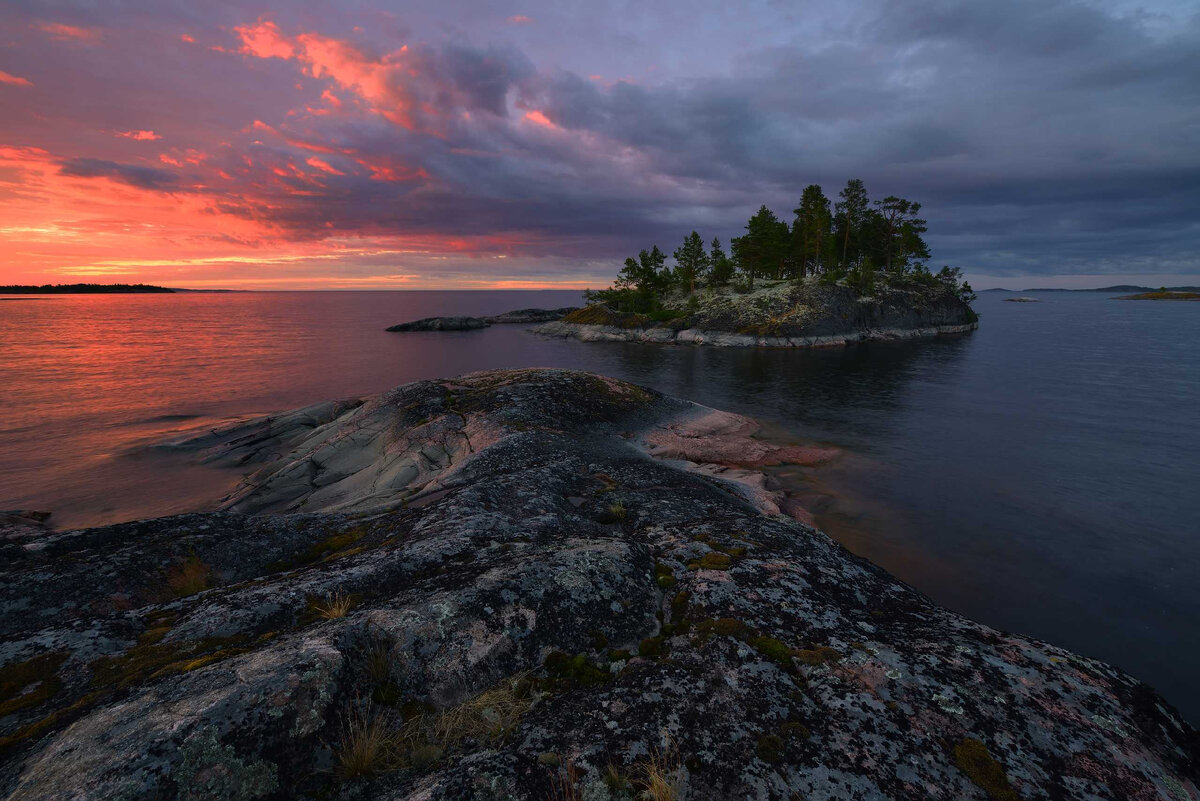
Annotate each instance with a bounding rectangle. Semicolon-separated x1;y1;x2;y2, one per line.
1;288;1197;723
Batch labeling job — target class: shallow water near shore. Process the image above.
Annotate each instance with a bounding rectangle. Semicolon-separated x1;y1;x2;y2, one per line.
1;288;1198;723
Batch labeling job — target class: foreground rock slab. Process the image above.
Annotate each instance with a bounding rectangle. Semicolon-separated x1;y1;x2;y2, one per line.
1;369;1196;801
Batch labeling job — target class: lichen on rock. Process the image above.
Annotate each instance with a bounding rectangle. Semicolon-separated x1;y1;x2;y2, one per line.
0;369;1195;800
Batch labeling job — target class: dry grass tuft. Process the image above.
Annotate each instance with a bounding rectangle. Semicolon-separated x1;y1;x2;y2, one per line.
365;644;392;683
419;675;530;747
313;589;354;620
545;759;583;801
165;556;213;597
635;734;683;801
334;705;398;778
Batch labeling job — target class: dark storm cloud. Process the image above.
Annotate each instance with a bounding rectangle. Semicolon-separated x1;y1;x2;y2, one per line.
58;158;181;191
3;0;1198;280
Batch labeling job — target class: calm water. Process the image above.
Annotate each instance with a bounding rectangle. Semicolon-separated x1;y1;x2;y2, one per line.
1;289;1198;722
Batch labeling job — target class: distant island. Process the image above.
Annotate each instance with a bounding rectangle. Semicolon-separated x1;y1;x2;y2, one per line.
1117;290;1200;301
536;179;978;346
1;283;176;294
984;285;1200;293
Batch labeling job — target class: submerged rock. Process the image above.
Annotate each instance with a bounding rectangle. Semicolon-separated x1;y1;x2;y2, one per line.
0;369;1195;800
385;316;489;332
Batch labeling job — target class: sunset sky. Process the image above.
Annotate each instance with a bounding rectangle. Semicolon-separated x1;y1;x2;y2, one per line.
1;0;1197;289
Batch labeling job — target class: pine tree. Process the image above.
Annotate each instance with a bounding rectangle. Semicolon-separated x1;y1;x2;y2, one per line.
673;231;709;294
708;237;734;285
793;184;831;279
835;179;870;270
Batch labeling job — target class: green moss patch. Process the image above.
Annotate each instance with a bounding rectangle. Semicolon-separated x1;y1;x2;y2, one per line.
543;651;612;687
0;651;68;718
687;552;732;571
953;738;1019;801
269;525;372;572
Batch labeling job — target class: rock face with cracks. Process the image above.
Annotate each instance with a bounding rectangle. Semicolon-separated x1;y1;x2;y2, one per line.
1;369;1196;801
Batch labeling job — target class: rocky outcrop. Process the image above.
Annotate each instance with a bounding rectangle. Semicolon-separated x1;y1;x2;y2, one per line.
485;307;580;324
1;370;1195;801
385;308;580;332
385;317;489;332
1004;297;1040;302
534;281;978;347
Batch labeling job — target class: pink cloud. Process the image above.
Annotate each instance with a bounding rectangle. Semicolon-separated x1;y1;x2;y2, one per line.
232;20;432;131
306;156;345;176
180;34;195;44
523;110;558;129
0;70;33;87
117;130;161;141
508;15;534;24
36;22;101;42
234;19;295;59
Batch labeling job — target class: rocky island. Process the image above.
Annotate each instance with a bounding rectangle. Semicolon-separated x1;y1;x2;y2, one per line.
535;280;977;348
2;369;1195;800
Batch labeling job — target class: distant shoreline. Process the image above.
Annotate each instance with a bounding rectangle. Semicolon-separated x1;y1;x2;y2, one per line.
982;284;1200;293
1;283;176;294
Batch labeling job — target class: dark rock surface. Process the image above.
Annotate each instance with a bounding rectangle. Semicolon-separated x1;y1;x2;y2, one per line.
385;308;579;332
484;307;580;324
385;317;489;332
1;370;1196;800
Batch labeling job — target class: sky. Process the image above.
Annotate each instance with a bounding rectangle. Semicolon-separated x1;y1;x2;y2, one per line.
0;0;1197;290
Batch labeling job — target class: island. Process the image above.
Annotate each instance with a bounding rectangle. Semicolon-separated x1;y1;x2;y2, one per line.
1116;291;1200;301
1003;296;1040;302
0;283;176;294
534;181;977;347
1;369;1194;799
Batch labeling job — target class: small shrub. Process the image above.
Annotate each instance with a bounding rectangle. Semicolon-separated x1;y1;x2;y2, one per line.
165;556;213;597
756;733;785;764
607;501;627;521
638;636;666;658
654;562;676;589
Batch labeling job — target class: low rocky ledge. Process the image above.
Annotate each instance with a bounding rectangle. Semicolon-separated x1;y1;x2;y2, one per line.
533;282;978;348
534;320;977;348
385;316;489;332
1;369;1195;800
386;307;580;332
